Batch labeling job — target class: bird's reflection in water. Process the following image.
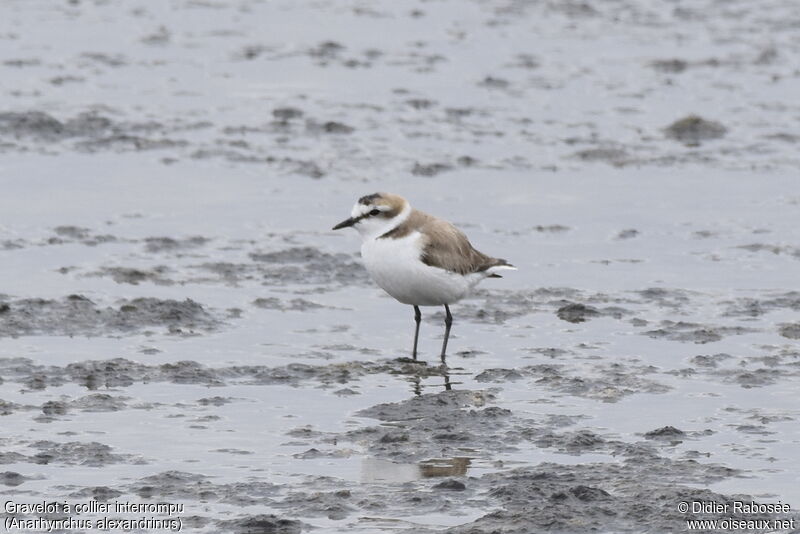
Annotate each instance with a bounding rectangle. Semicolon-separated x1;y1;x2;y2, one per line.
418;456;471;478
361;457;472;483
407;369;458;395
360;362;474;484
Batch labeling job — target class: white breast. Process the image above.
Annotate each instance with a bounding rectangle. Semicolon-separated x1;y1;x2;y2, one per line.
360;232;482;306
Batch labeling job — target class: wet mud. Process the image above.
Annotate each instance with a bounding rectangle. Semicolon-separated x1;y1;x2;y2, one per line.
0;295;219;338
2;266;799;531
2;261;799;533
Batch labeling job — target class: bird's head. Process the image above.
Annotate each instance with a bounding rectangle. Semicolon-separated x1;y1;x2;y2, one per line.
332;192;410;239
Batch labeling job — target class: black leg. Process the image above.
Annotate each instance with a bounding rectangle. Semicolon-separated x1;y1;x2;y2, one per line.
412;305;421;360
440;304;452;364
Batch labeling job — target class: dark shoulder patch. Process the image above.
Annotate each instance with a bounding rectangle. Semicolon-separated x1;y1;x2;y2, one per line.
379;224;410;239
358;193;381;205
378;209;426;240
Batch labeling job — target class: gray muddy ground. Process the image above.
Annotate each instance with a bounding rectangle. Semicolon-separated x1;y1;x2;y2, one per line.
1;1;799;533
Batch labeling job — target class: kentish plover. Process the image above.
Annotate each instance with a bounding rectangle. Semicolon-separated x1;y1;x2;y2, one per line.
333;193;515;363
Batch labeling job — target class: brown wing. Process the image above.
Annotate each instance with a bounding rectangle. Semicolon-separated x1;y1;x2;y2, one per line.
419;217;507;275
379;208;511;275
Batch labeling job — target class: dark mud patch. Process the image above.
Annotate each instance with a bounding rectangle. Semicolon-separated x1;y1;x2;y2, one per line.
675;347;800;389
127;470;295;510
216;515;303;534
616;228;640;239
532;429;609;454
533;224;571;233
0;471;33;487
68;393;129;412
197;396;236;407
474;368;524;383
477;76;511;90
444;465;770;534
48;226;120;247
69;486;124;501
0;110;186;153
643;425;686;440
52;225;90;239
144;236;210;253
458;287;635;324
28;394;131;416
252;297;331;311
0;357;449;391
292;159;325;178
25;441;139;467
556;302;601;323
635;287;693;310
644;321;754;344
272;107;304;121
721;292;800;318
88;266;173;285
273;469;479;519
554;302;628;323
120;471;341;528
269;484;359;520
193;246;369;287
0;111;110;141
2;240;25;250
76;135;187;152
118;469;451;529
305;119;354;135
114;451;753;533
286;388;761;531
571;147;629;165
411;162;453;176
344;387;668;466
345;390;513;462
737;243;800;259
722;298;766;318
779;323;800;339
664;115;727;145
690;353;734;368
520;362;670;402
0;295;220;337
651;58;690;73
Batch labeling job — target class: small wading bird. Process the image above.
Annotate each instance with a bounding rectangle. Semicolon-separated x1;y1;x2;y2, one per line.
333;193;515;363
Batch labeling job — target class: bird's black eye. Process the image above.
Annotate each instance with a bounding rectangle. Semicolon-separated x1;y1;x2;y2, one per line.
369;209;381;216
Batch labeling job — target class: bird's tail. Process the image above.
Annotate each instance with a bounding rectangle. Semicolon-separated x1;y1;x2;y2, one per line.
484;258;516;279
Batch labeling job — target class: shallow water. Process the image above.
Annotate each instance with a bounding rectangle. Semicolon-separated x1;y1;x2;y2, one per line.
2;0;800;532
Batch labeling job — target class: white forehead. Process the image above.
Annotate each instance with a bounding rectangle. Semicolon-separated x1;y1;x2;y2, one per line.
350;201;389;218
350;202;370;218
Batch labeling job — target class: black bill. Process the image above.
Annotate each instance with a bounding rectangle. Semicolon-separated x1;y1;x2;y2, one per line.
332;217;357;230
